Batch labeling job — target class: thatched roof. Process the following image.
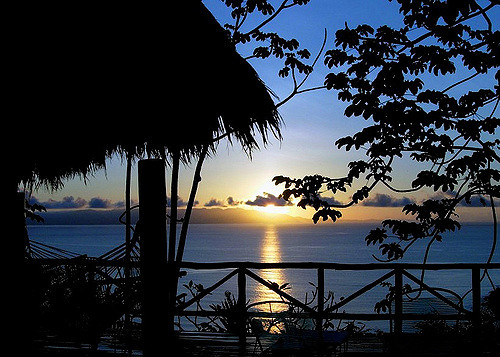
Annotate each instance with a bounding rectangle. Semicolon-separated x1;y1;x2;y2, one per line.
9;2;281;191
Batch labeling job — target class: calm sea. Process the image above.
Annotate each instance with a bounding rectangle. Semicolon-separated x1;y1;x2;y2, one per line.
27;222;499;332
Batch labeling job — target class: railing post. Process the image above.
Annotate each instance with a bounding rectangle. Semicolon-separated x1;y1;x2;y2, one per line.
472;267;481;335
394;268;403;336
237;267;247;348
317;268;325;333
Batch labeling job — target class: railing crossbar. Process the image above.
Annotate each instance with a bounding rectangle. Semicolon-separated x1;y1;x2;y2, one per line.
178;268;239;311
401;270;471;315
179;262;500;270
179;310;472;321
327;269;396;313
245;268;317;315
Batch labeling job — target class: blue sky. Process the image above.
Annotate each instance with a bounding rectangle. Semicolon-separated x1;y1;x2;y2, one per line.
29;0;497;222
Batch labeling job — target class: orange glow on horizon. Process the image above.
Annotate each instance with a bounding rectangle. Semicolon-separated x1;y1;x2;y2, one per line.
259;204;289;215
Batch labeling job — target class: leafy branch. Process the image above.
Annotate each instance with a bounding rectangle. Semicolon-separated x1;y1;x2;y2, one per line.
274;0;499;264
221;0;327;108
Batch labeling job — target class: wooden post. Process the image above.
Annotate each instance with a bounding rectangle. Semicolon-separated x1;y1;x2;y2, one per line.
13;191;32;351
317;268;325;333
394;269;403;336
138;159;169;355
15;192;27;260
237;268;247;349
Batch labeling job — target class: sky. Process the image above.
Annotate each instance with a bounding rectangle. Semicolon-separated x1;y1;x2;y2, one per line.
28;0;497;223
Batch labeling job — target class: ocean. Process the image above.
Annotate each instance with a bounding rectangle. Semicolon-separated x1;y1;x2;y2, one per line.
27;222;499;332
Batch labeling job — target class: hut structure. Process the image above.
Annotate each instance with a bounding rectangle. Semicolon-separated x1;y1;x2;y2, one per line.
7;1;281;354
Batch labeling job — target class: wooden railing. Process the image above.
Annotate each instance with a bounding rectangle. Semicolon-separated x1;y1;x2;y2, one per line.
30;258;499;336
176;262;500;337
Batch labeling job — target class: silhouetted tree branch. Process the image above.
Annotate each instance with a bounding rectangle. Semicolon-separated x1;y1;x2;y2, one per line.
274;0;499;266
222;0;326;109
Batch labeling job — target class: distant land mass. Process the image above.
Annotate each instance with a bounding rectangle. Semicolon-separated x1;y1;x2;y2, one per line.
28;208;310;225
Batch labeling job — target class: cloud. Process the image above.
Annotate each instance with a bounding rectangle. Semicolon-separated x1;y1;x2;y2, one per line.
31;196;87;209
428;191;491;207
460;196;491;207
318;194;344;206
29;196;137;210
88;197;113;208
113;201;126;208
245;193;292;207
227;196;243;206
167;197;198;207
202;196;243;207
361;193;415;207
204;198;226;207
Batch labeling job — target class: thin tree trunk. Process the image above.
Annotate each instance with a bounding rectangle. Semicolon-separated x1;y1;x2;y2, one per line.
171;147;208;338
166;151;180;345
176;145;208;264
125;154;132;263
124;154;132;348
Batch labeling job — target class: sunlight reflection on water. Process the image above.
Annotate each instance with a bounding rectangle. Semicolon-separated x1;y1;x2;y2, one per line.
254;225;290;313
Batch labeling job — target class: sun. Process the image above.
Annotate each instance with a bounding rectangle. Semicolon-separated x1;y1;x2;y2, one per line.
260;204;289;215
246;179;297;216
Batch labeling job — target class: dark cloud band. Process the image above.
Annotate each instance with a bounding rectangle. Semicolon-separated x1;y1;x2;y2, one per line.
245;192;291;207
